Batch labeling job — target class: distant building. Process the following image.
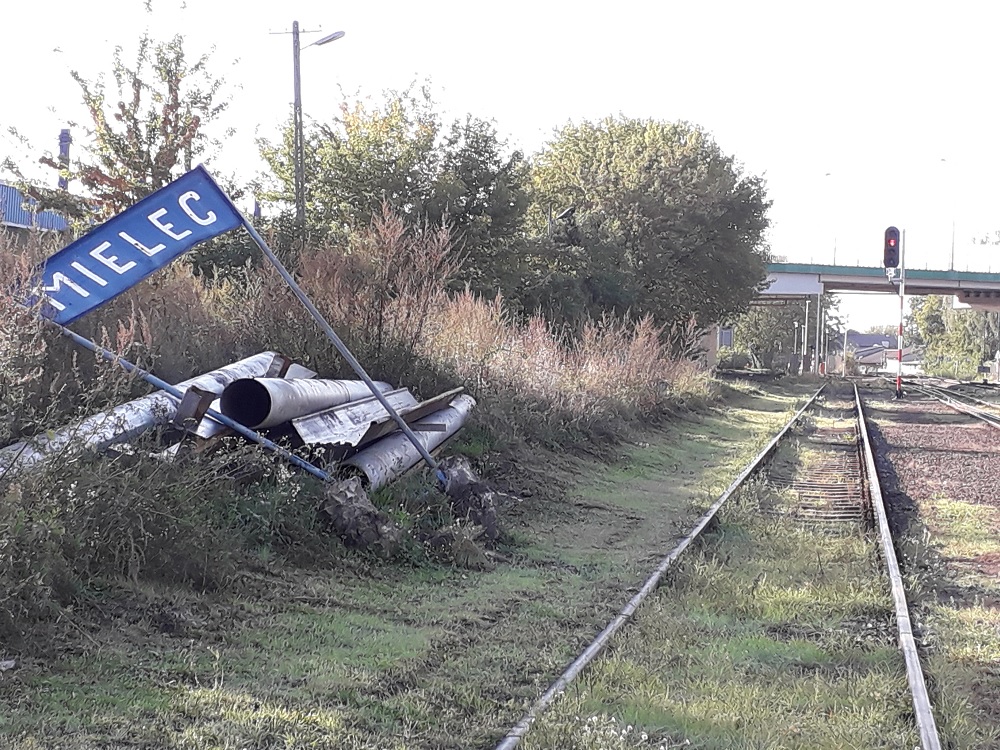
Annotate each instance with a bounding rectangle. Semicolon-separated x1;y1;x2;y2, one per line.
0;181;70;240
845;331;923;375
845;331;898;351
853;345;888;374
884;347;923;376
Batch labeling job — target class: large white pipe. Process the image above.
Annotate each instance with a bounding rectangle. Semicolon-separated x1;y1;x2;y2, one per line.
341;394;476;490
220;378;393;429
0;351;281;474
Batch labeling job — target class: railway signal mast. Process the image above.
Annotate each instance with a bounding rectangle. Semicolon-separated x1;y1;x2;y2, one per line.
884;226;905;398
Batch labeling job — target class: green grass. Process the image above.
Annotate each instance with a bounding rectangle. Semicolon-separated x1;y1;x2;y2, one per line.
914;496;1000;748
923;496;1000;561
0;381;817;750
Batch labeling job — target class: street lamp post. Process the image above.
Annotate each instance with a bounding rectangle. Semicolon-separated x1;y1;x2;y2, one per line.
823;172;837;264
842;322;849;377
290;23;345;248
802;298;810;375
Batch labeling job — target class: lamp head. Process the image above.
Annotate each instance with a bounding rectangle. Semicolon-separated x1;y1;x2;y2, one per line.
315;30;345;45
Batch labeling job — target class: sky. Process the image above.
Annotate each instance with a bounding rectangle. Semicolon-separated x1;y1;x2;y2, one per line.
4;0;1000;329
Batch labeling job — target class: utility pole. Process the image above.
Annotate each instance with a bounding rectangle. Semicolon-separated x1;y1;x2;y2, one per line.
292;21;305;248
896;230;906;398
57;129;72;190
843;325;849;377
272;22;345;251
814;293;822;374
883;225;903;397
950;220;956;272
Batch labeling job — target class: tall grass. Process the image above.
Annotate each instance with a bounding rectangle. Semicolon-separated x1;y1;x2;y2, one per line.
0;213;712;638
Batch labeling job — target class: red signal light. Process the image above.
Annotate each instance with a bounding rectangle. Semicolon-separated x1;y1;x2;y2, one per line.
884;226;900;268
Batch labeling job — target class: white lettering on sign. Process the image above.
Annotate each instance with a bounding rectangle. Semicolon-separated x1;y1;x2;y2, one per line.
147;207;192;241
70;262;108;286
178;191;217;226
39;183;236;317
118;231;166;257
42;273;91;311
90;241;137;275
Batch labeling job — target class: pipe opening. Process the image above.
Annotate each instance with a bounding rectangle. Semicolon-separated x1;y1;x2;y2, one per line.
220;379;273;428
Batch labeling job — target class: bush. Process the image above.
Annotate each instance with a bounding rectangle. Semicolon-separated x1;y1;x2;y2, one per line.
0;438;339;640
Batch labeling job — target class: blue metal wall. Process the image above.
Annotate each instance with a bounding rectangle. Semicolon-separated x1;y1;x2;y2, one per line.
0;182;69;231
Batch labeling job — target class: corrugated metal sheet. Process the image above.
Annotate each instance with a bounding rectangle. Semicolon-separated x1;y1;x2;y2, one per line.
291;388;420;447
0;182;69;231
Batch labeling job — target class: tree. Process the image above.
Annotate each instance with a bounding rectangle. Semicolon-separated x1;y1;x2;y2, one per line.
428;115;530;290
259;87;530;286
530;117;771;330
732;294;842;367
904;297;926;348
39;33;230;219
912;295;992;378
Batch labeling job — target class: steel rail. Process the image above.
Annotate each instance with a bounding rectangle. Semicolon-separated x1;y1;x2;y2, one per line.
925;384;998;411
493;384;826;750
854;384;942;750
910;384;1000;430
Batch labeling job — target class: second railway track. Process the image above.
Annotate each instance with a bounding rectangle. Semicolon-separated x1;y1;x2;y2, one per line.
499;383;942;749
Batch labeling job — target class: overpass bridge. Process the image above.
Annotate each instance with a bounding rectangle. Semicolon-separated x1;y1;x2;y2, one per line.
764;263;1000;310
731;263;1000;375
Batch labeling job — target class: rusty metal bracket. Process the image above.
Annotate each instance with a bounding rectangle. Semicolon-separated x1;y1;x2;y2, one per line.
171;385;216;433
266;354;293;378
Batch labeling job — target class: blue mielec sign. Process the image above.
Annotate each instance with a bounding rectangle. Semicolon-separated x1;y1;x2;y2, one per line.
28;166;241;324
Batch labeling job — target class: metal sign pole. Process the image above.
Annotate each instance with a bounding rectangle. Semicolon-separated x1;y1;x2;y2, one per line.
236;216;445;484
897;230;906;398
43;318;332;482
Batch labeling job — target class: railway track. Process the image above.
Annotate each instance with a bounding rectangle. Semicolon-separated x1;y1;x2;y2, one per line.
496;383;942;749
908;380;1000;428
863;383;1000;747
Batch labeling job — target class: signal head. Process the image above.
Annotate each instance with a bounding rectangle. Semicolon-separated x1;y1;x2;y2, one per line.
884;226;900;268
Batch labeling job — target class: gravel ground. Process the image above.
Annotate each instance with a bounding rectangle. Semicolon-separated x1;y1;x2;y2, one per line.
866;394;1000;508
864;387;1000;748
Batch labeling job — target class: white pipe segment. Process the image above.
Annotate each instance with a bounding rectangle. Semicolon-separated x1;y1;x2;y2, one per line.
341;394;476;490
0;351;281;475
220;378;393;429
